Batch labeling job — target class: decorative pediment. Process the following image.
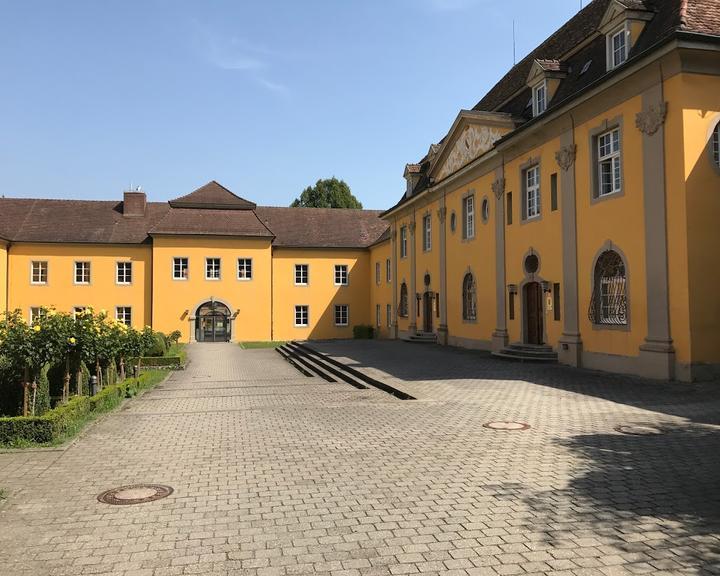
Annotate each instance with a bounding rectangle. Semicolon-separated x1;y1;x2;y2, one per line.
599;0;653;34
526;59;567;86
431;110;515;182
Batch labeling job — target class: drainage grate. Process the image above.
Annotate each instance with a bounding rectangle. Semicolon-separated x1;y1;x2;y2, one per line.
483;421;531;431
97;484;173;505
615;423;664;436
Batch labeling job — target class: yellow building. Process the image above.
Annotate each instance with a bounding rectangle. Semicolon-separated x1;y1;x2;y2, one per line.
1;0;719;382
382;0;720;381
0;182;387;344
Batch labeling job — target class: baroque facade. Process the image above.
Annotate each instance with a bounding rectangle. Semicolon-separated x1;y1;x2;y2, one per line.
2;0;719;381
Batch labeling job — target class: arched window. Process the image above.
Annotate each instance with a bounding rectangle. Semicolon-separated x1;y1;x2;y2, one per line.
589;250;627;325
712;121;720;169
462;273;477;321
399;283;408;317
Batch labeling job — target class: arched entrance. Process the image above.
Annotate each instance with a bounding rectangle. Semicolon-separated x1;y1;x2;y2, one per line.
195;301;231;342
523;282;544;345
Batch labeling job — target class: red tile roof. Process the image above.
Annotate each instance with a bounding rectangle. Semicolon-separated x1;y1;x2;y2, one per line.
169;181;257;210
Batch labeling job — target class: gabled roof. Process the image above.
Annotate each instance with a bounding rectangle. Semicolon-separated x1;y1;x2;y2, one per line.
149;208;273;238
169;180;257;210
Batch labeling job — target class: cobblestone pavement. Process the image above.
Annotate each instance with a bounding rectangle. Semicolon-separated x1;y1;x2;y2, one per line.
1;341;719;576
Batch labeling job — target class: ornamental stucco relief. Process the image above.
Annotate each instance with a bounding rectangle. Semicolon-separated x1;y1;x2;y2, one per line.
437;125;503;180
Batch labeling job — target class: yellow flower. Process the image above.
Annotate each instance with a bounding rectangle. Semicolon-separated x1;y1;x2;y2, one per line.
33;324;41;332
46;309;56;317
100;309;107;315
68;337;76;345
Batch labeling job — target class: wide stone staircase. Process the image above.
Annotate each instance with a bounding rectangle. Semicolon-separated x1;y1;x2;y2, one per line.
491;343;558;363
276;341;414;399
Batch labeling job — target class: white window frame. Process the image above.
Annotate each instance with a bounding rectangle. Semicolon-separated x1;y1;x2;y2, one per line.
532;80;547;117
607;26;628;70
74;261;91;285
375;262;381;285
334;264;348;286
375;304;381;327
422;214;432;251
237;258;253;281
173;257;189;281
336;304;350;327
386;258;391;283
525;165;541;220
205;257;221;280
294;264;309;286
400;226;408;258
29;307;46;324
386;303;392;327
30;261;48;285
294;305;309;327
463;195;475;239
597;128;622;197
116;261;132;285
115;306;132;326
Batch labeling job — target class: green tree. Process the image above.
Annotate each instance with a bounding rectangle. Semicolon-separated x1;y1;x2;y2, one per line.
290;177;362;209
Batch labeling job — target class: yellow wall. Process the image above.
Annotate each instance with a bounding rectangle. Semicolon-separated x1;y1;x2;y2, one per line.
0;242;7;314
7;243;151;326
271;248;371;341
151;236;272;342
369;240;393;338
679;73;720;364
395;217;412;334
445;175;497;345
414;197;441;333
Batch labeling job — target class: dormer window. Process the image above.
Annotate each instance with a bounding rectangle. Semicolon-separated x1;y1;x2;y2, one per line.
608;27;628;70
532;81;547;117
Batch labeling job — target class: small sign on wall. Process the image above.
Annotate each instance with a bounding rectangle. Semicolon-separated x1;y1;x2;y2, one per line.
546;293;553;312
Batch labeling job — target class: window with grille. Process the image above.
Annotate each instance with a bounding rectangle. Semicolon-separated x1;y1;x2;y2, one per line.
115;306;132;326
205;258;221;280
31;261;48;284
589;250;627;326
462;195;475;239
173;257;188;280
532;81;547;116
116;262;132;284
524;165;541;219
400;226;407;258
386;258;391;283
295;305;309;327
609;28;627;69
375;262;381;285
712;122;720;169
334;305;349;326
462;273;477;321
237;258;253;280
376;304;381;327
598;128;621;196
399;283;408;317
295;264;308;285
75;261;91;284
334;264;348;286
30;307;46;324
422;214;432;251
386;304;391;327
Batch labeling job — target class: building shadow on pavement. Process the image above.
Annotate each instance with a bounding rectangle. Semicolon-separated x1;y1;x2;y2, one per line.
523;423;720;574
310;340;720;424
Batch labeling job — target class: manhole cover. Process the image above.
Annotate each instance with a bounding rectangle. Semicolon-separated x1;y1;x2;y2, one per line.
97;484;173;505
615;423;664;436
483;421;530;431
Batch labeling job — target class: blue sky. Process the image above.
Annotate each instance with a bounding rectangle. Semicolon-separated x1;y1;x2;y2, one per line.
0;0;585;209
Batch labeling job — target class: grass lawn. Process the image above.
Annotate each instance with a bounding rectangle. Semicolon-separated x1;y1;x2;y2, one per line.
239;341;286;349
165;342;187;363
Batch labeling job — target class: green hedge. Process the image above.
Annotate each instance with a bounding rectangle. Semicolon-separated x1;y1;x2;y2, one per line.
128;356;184;369
0;371;166;446
353;325;375;339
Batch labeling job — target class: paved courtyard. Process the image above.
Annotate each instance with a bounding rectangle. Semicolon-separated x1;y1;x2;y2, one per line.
0;341;719;576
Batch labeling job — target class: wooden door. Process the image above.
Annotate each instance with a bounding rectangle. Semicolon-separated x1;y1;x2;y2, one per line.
524;282;543;345
423;292;433;332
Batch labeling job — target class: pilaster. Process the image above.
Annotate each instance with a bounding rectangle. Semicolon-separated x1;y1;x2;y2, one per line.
409;217;417;334
391;225;399;339
491;166;509;352
437;201;448;345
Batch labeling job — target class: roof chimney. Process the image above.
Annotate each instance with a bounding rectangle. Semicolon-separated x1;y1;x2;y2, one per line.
123;187;146;218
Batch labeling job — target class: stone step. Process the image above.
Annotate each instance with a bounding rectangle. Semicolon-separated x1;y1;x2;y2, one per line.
492;342;558;363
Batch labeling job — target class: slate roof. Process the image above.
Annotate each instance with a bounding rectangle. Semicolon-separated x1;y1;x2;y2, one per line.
255;207;388;248
149;208;273;238
389;0;720;213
